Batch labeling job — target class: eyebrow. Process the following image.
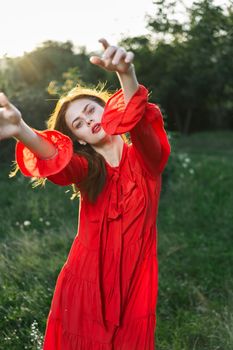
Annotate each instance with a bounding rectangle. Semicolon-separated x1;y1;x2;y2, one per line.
71;103;90;127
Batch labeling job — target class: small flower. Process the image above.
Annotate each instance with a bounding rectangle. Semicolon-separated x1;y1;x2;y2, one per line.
45;221;50;226
39;217;43;222
182;163;188;168
23;220;31;227
178;153;187;161
189;169;194;174
30;320;43;349
184;157;190;163
15;221;20;226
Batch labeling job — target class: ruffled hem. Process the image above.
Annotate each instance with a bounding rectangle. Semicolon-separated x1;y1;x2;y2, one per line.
114;313;156;349
43;314;156;350
62;328;113;350
43;317;113;350
15;129;73;177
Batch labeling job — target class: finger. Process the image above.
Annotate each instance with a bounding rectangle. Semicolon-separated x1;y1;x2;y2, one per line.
0;92;11;108
112;48;127;65
102;46;117;60
125;51;134;63
98;38;110;50
89;56;106;68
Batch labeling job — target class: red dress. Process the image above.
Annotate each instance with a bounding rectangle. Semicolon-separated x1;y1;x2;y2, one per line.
16;84;171;349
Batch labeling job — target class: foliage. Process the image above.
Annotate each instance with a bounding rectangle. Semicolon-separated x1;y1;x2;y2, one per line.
120;0;233;134
0;0;232;163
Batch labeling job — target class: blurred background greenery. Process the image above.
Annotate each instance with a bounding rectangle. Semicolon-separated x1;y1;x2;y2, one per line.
0;0;232;349
0;0;232;163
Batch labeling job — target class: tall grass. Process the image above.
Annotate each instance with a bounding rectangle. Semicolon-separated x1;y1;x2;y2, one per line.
0;166;78;349
156;131;233;349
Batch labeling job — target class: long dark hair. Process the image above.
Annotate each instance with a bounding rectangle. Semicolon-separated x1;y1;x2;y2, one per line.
10;85;130;203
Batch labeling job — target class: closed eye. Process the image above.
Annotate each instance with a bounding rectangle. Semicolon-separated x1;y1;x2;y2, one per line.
75;121;83;128
74;106;95;128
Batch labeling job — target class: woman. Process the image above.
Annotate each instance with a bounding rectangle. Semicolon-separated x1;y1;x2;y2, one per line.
0;38;171;349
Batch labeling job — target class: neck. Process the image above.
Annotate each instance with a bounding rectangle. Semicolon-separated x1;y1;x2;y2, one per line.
91;135;124;167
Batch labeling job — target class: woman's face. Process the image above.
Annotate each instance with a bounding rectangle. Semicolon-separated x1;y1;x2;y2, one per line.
65;98;107;145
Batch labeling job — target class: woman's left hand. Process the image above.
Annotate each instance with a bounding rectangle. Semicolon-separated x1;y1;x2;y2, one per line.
89;38;134;74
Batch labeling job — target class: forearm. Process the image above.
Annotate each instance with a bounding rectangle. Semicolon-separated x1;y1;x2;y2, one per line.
116;64;139;105
15;119;57;160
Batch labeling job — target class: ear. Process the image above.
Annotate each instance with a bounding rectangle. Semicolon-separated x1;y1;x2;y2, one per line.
79;140;87;145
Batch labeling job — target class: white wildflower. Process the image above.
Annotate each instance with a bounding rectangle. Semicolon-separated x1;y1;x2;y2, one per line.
30;320;43;349
178;153;187;161
23;220;31;227
45;221;50;226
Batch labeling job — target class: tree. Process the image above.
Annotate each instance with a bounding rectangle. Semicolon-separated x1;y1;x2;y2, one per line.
127;0;233;133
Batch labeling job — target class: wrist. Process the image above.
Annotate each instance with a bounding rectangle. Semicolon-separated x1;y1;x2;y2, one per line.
116;63;135;77
116;64;138;87
15;118;26;139
15;119;34;140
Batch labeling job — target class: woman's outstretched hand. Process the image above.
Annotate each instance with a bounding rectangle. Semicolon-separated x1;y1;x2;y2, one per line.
89;38;134;74
0;93;22;140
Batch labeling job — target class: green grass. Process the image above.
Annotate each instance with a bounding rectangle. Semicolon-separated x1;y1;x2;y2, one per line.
156;130;233;349
0;168;78;349
0;130;233;349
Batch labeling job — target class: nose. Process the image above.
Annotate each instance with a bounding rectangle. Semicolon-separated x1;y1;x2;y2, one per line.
87;118;94;126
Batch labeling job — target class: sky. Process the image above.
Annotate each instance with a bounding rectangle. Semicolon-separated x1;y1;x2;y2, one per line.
0;0;229;58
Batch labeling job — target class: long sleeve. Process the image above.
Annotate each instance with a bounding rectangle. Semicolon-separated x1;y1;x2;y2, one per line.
101;84;171;179
15;129;88;186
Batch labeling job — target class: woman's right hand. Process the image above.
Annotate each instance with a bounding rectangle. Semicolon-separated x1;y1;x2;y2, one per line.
0;93;22;140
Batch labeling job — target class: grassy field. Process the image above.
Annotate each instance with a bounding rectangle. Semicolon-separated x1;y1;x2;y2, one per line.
0;131;233;349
